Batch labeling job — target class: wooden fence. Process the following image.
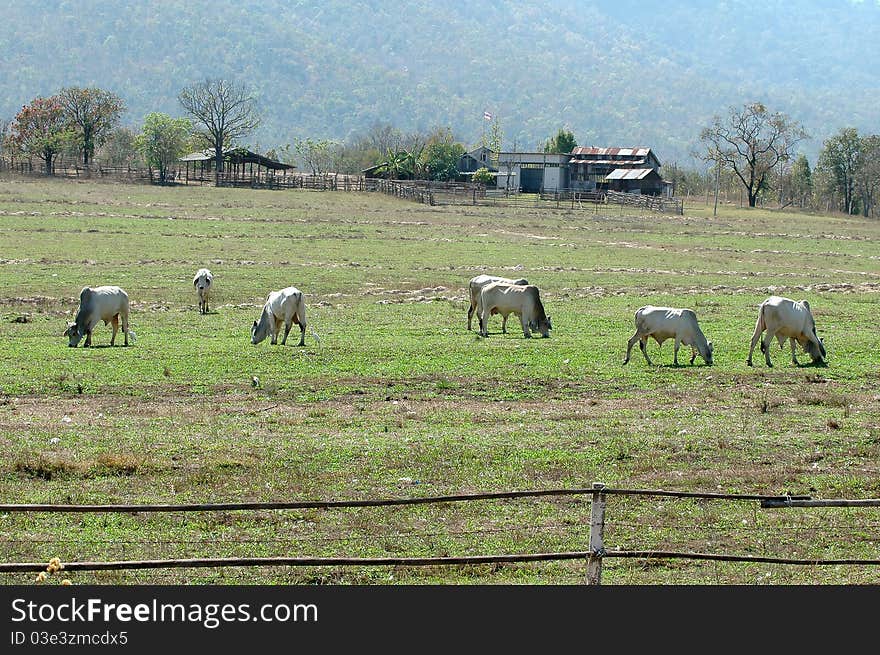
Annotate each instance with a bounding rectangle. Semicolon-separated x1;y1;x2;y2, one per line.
2;483;879;584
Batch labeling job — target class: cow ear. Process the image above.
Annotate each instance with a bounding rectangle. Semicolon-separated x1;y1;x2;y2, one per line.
252;320;258;328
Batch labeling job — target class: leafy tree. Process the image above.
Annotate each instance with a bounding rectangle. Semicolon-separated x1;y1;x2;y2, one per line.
817;127;862;215
543;128;577;154
423;127;465;181
699;102;807;207
480;117;503;168
6;96;72;174
178;79;261;185
789;154;813;208
381;149;414;180
134;113;192;183
58;86;125;166
472;166;494;185
855;135;880;218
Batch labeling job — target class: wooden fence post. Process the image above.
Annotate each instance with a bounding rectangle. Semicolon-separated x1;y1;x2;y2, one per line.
586;482;606;585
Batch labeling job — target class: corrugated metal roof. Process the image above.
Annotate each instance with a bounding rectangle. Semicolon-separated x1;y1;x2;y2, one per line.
605;168;655;180
571;147;651;157
570;158;648;166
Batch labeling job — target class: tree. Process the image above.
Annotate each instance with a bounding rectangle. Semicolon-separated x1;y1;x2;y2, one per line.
98;127;139;168
789;154;813;208
472;167;494;185
817;127;863;215
855;134;880;218
178;79;261;185
6;96;72;174
699;102;808;207
294;138;337;175
422;127;465;181
543;128;577;154
58;86;125;166
134;113;192;184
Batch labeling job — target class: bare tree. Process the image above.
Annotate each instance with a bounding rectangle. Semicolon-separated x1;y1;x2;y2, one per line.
178;79;261;185
700;102;808;207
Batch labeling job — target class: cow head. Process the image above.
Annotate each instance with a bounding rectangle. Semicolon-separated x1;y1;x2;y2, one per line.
704;341;714;366
804;334;827;366
251;320;265;345
531;316;552;338
64;322;83;347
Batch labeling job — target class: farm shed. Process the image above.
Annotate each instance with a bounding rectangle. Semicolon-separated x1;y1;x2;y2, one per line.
604;167;666;195
178;148;295;185
495;152;570;193
569;147;666;194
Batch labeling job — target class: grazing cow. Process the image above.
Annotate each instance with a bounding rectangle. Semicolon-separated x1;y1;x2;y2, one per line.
467;274;529;331
747;296;826;367
251;286;307;347
477;282;551;338
63;286;132;348
623;306;713;366
193;268;213;314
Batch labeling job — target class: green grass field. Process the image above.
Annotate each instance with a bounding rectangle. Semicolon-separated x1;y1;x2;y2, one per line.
1;176;879;585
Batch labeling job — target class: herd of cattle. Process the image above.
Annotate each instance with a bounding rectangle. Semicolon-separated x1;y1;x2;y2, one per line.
62;269;827;368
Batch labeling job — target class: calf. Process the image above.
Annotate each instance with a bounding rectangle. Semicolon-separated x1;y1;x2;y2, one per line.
64;286;133;348
251;286;307;347
467;274;528;332
623;305;713;366
193;268;213;314
747;296;826;367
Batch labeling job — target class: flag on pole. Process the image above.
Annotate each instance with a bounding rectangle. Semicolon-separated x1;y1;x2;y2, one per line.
483;111;493;121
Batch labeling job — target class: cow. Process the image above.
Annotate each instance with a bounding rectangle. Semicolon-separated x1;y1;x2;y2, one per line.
63;286;133;348
477;282;551;338
747;296;826;367
467;274;529;331
251;286;307;347
193;268;213;314
623;306;713;366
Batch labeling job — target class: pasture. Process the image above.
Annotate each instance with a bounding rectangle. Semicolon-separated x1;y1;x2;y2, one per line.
1;177;879;585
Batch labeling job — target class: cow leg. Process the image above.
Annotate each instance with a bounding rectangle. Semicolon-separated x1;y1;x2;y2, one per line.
270;318;279;345
520;314;531;338
689;347;698;365
747;331;762;366
623;331;641;364
467;303;475;331
281;320;292;346
639;338;653;365
297;322;306;347
790;337;800;366
110;315;119;346
673;336;681;366
502;313;509;334
763;334;774;367
84;330;92;347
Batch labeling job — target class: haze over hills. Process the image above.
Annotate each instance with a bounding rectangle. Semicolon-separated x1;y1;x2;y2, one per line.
2;0;879;166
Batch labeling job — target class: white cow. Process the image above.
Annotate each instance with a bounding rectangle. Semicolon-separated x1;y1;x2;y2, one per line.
64;286;133;348
251;286;307;347
467;274;529;331
747;296;826;367
477;282;551;338
193;268;213;314
623;306;713;366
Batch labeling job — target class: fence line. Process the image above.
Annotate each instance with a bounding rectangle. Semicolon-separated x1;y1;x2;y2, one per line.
4;484;880;583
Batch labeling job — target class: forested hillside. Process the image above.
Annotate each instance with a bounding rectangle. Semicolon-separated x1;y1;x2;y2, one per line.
2;0;878;164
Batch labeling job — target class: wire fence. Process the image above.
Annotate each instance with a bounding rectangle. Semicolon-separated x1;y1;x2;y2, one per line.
2;484;879;585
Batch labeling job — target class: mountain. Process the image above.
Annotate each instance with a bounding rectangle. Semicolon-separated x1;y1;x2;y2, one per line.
2;0;879;166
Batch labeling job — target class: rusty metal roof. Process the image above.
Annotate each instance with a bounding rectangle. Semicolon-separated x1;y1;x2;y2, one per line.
605;168;656;180
569;158;649;166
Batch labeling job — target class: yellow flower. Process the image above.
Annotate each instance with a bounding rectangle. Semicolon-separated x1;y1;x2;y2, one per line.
49;557;63;570
35;572;47;583
61;579;72;586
